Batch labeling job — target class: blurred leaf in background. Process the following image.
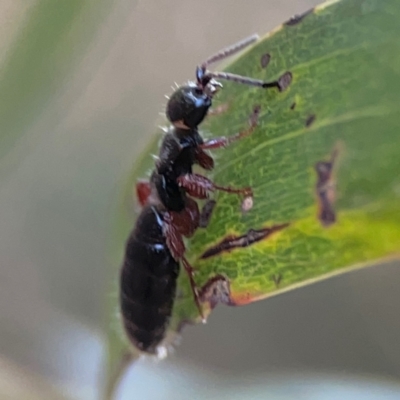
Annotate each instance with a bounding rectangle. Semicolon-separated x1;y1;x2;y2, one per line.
0;0;114;169
0;0;138;398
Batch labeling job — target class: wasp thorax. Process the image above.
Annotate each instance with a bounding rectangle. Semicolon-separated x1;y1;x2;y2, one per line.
166;85;212;129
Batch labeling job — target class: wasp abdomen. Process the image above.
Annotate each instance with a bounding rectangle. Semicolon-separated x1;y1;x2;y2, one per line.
120;206;179;353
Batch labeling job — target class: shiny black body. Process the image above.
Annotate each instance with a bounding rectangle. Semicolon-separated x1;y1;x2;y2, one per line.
120;205;179;353
152;127;205;212
121;89;210;353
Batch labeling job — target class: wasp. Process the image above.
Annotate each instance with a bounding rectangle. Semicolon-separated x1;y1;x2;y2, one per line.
120;34;282;354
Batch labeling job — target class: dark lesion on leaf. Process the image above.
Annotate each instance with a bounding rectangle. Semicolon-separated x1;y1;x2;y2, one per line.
199;274;233;309
278;71;292;91
271;273;283;288
262;71;291;92
290;102;296;110
260;53;271;68
200;223;290;259
315;146;340;227
199;199;217;228
285;8;314;26
305;114;316;127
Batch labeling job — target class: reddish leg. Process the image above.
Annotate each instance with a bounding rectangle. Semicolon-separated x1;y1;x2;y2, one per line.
195;147;214;170
200;105;260;150
177;173;253;200
163;199;204;319
164;197;200;238
163;217;185;262
136;179;151;207
181;257;204;321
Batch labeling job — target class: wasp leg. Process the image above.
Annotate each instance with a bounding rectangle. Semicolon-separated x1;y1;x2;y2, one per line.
136;179;152;207
177;173;253;199
195;147;214;170
181;256;205;321
163;216;185;262
164;197;200;238
199;105;260;150
163;200;204;319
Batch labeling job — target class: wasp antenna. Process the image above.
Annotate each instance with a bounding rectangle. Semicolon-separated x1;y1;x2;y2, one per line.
201;34;259;68
207;71;268;88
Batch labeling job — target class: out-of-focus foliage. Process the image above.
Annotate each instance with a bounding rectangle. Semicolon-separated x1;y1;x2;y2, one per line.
0;0;112;167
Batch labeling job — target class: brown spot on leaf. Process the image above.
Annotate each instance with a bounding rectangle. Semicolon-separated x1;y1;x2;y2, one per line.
278;71;292;92
199;200;216;228
199;274;233;309
306;114;316;127
200;223;290;259
315;147;339;227
290;102;296;110
260;53;271;68
250;104;261;125
285;8;314;26
271;273;283;288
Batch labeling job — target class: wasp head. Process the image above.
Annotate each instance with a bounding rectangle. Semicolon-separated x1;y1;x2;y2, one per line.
166;66;222;129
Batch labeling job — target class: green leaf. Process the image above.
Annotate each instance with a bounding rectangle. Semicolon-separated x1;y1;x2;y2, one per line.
107;0;400;394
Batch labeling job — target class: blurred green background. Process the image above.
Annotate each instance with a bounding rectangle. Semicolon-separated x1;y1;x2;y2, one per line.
1;1;400;399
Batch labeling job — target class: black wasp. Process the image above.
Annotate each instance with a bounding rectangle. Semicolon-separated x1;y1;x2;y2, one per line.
119;34;282;355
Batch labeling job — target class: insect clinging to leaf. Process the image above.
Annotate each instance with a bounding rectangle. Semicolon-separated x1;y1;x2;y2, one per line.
119;34;284;355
